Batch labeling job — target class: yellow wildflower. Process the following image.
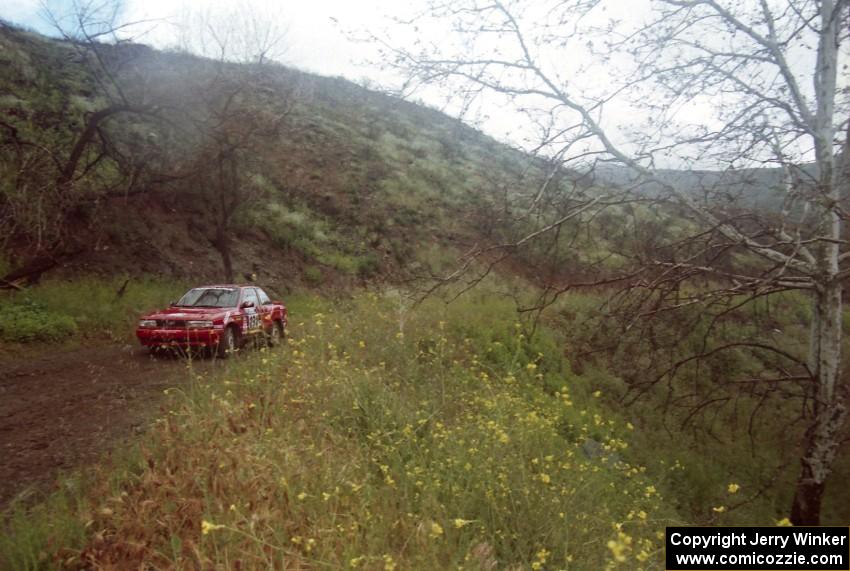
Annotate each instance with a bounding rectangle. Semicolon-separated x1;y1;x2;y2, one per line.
607;539;627;562
201;520;225;535
727;483;740;494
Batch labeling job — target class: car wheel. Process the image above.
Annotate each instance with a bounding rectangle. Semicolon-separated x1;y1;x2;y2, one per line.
217;327;237;358
267;320;282;347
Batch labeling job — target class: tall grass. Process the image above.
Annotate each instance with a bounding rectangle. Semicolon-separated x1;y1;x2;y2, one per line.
5;286;837;569
0;478;91;570
1;292;674;570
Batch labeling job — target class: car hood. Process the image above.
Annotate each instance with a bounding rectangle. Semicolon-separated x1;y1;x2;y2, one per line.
143;307;233;320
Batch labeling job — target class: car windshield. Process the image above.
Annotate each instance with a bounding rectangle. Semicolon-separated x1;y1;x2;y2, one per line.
176;288;239;308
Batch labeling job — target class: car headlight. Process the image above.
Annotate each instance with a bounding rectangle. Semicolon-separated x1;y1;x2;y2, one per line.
186;320;214;329
138;319;157;328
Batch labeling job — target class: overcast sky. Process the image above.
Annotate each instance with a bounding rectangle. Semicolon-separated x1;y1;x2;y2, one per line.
2;0;396;77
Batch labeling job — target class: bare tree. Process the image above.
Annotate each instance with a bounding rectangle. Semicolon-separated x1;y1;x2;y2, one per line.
187;71;293;283
381;0;849;524
0;0;161;283
39;0;162;196
163;5;294;282
174;0;289;65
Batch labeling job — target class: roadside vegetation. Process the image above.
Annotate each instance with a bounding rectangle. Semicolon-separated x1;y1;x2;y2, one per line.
6;285;842;569
0;290;668;569
0;277;185;345
545;290;850;527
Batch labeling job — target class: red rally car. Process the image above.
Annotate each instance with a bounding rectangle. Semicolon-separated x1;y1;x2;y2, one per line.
136;285;287;357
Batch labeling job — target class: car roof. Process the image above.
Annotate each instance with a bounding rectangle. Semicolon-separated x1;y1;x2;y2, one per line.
193;284;261;289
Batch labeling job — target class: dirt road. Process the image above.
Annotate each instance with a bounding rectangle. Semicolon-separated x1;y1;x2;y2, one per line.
0;343;215;507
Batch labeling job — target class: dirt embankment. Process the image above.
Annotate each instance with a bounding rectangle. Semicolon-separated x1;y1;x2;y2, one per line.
0;343;216;507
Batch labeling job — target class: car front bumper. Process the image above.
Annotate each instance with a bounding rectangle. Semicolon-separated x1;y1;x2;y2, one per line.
136;328;220;348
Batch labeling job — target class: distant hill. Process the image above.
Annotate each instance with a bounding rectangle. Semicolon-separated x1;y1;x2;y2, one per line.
589;163;799;212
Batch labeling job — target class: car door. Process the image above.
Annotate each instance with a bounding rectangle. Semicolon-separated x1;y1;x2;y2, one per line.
255;287;274;334
240;288;262;336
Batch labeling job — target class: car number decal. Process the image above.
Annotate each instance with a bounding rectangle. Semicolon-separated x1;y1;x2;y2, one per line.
245;312;261;332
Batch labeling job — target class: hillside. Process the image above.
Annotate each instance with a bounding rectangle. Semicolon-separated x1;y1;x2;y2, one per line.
1;22;794;293
0;22;538;289
591;164;791;211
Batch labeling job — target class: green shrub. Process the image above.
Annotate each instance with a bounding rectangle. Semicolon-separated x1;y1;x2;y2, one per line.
356;253;381;278
303;265;323;285
0;300;77;342
0;277;185;343
317;252;358;274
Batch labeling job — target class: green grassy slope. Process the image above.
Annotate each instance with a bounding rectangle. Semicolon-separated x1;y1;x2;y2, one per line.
0;23;537;289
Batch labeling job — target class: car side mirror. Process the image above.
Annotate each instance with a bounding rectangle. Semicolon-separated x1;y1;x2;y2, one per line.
241;301;255;309
169;300;177;306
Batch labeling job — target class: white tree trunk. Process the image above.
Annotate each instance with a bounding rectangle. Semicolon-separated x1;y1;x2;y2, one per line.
792;1;847;523
793;281;847;524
